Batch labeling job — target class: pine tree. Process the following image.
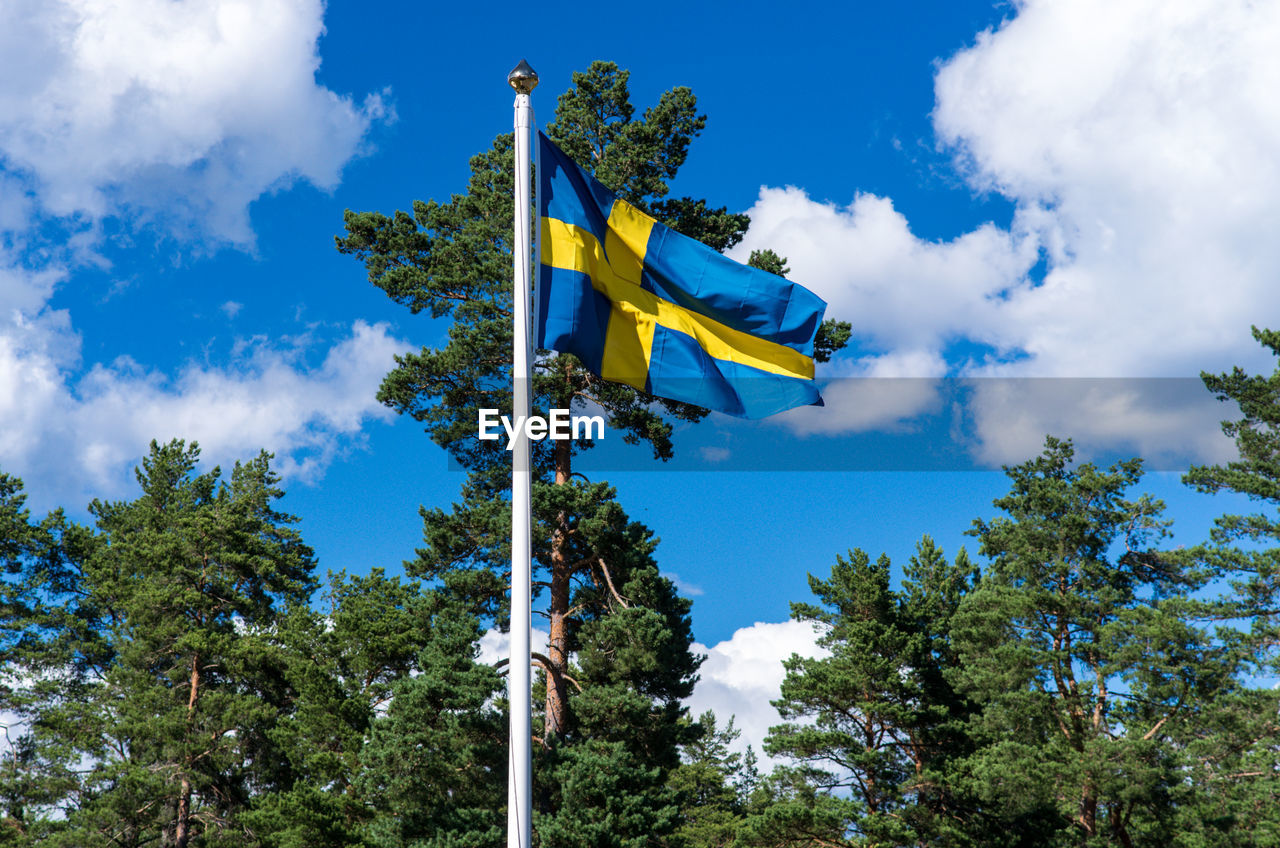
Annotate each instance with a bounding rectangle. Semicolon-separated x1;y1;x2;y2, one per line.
17;441;315;847
335;61;845;845
356;598;505;848
1185;326;1280;670
951;437;1235;847
1174;325;1280;842
748;538;978;848
534;535;698;847
0;470;79;845
243;569;441;847
665;712;756;848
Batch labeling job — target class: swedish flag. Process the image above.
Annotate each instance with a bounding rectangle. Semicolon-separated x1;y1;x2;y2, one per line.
536;134;828;419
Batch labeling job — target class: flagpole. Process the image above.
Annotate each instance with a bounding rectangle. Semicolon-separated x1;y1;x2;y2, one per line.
506;58;537;848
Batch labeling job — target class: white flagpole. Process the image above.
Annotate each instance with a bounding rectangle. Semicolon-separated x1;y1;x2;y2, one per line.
506;58;537;848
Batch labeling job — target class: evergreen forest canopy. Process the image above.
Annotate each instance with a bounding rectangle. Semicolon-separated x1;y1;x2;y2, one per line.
1;62;1278;847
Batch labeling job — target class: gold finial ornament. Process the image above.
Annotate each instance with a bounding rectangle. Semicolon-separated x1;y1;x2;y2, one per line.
508;59;539;94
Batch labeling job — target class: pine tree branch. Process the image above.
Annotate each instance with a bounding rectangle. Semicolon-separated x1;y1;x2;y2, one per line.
530;653;582;692
491;655;582;692
596;557;630;608
1137;686;1188;743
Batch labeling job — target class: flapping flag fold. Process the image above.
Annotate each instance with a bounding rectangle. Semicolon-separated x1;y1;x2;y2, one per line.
536;133;828;419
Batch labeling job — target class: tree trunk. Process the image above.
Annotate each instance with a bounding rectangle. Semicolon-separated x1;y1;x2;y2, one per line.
544;437;572;742
175;652;200;848
1078;783;1097;841
175;778;192;848
1109;803;1134;848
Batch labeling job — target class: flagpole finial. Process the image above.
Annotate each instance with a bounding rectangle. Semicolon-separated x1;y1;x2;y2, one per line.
508;60;539;94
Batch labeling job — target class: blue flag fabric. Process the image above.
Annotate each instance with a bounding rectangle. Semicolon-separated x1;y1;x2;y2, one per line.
536;133;828;419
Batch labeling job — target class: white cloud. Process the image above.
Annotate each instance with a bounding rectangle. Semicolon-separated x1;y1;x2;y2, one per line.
686;620;828;764
736;0;1280;463
776;356;946;437
477;620;824;763
664;571;704;597
962;378;1236;468
0;0;399;505
729;189;1037;360
0;0;390;246
933;0;1280;379
477;627;552;667
698;446;731;464
1;318;408;505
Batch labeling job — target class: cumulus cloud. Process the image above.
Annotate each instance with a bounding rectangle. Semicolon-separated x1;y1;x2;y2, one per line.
1;319;408;504
686;620;828;764
0;264;411;504
730;189;1036;361
477;619;827;766
778;365;946;437
934;0;1280;379
0;0;389;246
962;378;1236;468
736;0;1280;463
0;0;398;504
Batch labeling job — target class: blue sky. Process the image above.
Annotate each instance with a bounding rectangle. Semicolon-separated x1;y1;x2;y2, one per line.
3;0;1278;751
